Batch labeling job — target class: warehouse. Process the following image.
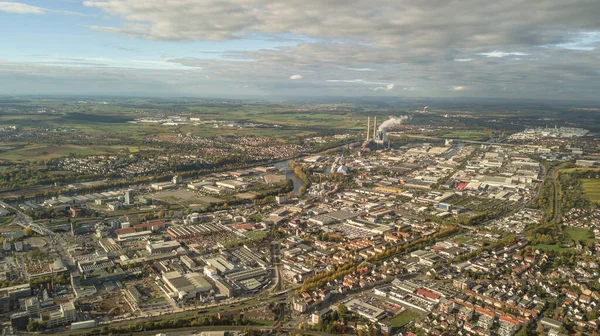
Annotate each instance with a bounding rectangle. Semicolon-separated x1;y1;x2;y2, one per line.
147;241;181;254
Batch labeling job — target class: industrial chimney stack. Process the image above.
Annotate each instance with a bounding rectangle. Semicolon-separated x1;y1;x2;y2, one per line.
373;116;377;140
366;117;370;141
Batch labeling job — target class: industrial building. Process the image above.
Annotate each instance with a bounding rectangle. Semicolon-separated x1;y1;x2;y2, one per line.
345;298;387;322
216;180;250;190
167;223;227;239
0;284;31;314
42;301;76;328
147;240;181;254
162;271;213;300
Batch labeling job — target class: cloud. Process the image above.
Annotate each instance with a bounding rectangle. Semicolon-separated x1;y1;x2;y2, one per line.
3;0;600;99
83;0;600;50
374;83;395;91
478;51;530;58
549;32;600;51
289;74;303;80
0;1;85;15
0;1;44;14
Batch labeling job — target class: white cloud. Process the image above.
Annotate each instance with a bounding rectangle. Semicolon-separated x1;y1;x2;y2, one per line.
478;51;529;58
0;1;44;14
450;86;467;91
454;58;473;62
326;79;388;85
0;1;85;15
374;83;395;91
289;74;303;80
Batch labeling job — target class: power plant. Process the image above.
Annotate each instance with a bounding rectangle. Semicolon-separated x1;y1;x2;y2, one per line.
363;116;410;149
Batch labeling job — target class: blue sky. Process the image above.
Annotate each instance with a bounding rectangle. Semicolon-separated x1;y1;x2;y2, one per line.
1;0;600;99
0;1;297;69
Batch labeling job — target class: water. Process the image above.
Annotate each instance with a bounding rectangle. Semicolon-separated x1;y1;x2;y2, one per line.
274;160;305;194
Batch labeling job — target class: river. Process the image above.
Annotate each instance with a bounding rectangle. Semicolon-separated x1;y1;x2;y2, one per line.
273;160;304;194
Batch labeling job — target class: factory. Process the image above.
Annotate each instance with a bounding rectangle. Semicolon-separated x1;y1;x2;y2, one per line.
162;271;213;300
146;240;181;254
364;116;409;148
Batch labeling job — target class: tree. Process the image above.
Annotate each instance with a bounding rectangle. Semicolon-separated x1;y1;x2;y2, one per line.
23;227;33;236
27;320;45;332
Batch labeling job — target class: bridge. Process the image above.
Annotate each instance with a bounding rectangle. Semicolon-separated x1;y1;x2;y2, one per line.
0;201;56;236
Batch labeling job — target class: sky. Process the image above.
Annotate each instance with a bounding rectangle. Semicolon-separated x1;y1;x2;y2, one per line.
1;0;600;100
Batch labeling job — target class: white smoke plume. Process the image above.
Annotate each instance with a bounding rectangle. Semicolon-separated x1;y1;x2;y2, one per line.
379;116;409;130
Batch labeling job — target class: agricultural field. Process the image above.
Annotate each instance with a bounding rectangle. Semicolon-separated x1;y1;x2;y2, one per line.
581;178;600;203
438;129;489;141
0;144;134;161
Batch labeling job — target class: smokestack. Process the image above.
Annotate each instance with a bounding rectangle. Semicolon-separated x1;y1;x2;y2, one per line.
373;116;377;140
366;117;370;141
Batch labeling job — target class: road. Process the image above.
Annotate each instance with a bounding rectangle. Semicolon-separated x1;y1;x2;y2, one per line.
548;167;562;224
0;200;55;236
63;325;347;336
270;240;286;329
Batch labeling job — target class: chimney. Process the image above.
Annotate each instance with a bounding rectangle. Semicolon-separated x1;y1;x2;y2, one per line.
366;117;370;141
373;116;377;140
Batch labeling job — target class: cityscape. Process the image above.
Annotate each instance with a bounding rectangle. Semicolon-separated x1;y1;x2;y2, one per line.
0;98;598;336
1;0;600;336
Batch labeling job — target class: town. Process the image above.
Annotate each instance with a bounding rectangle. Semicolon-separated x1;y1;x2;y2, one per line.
0;102;598;336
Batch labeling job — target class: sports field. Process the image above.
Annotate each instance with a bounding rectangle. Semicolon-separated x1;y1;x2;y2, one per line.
389;309;420;328
582;178;600;203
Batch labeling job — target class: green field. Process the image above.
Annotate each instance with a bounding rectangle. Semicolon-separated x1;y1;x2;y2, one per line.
389;309;420;328
565;227;595;242
0;144;143;161
439;130;489;141
532;243;571;252
534;227;596;251
0;216;14;226
559;168;600;173
250;319;275;326
582;178;600;203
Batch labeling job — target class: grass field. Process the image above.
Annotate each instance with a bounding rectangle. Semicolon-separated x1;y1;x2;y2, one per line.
565;227;595;242
532;243;570;252
560;168;600;173
0;216;14;226
581;178;600;203
534;227;596;251
439;130;489;141
389;309;420;328
0;144;140;161
250;319;275;326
